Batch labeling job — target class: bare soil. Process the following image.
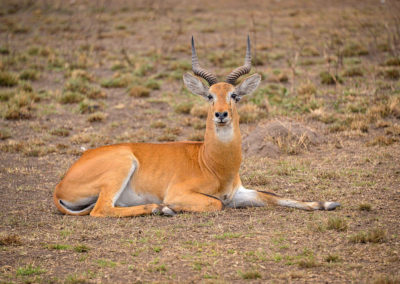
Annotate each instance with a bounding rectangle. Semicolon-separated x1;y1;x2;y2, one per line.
0;0;399;283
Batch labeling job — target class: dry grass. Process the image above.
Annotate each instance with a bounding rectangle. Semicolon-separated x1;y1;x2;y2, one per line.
0;0;399;283
129;85;150;98
350;228;387;243
0;234;22;246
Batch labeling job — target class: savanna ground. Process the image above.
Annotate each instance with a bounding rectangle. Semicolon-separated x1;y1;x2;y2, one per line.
0;0;399;283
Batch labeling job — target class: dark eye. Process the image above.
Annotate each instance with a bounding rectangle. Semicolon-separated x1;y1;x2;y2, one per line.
231;93;240;102
207;94;213;101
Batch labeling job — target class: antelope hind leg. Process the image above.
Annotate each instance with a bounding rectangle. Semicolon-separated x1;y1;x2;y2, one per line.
228;186;340;211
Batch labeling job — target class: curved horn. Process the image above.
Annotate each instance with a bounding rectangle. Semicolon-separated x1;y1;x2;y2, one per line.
226;35;252;85
191;36;218;86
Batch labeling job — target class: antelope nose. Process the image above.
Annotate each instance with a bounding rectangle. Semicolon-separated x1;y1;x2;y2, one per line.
215;111;228;119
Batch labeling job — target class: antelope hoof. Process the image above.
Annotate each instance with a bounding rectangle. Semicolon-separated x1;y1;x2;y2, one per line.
324;202;341;211
161;206;176;216
152;206;162;215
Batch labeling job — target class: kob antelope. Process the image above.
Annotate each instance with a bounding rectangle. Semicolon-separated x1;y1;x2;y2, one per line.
54;36;340;217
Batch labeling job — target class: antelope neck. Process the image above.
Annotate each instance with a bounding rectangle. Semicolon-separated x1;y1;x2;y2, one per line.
200;106;242;181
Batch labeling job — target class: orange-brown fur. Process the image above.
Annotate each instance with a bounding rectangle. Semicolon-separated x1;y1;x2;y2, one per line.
54;83;244;217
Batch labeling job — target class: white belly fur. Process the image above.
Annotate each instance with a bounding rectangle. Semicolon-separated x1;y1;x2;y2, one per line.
115;181;161;207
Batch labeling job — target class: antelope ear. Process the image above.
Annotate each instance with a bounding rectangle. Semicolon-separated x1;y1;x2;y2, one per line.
183;73;209;98
234;73;261;98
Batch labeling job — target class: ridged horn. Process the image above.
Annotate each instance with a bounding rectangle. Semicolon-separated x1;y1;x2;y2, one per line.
191;36;218;86
226;35;252;85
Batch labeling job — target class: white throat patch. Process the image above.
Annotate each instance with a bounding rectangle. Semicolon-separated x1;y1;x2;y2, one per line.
215;124;234;143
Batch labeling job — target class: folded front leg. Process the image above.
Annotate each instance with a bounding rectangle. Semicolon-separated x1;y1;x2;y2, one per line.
163;191;224;215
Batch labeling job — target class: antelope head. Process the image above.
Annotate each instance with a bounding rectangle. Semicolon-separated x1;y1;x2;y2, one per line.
183;36;261;136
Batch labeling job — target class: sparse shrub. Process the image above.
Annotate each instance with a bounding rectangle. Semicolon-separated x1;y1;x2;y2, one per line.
50;128;70;137
150;120;166;128
385;124;400;136
342;67;364;77
320;71;343;85
366;136;396;146
190;104;208;118
325;254;340;263
175;102;193;114
0;90;14;101
87;112;105;122
359;203;372;211
297;81;317;96
46;244;70;250
70;69;94;82
0;71;18;87
3;91;38;120
59;91;84;104
239;103;264;123
0;46;10;55
372;274;400;284
0;128;12;140
383;57;400;66
87;87;106;99
19;69;39;81
301;46;320;57
157;134;176;142
111;62;126;71
64;76;105;99
74;244;90;253
101;76;130;88
0;140;25;153
134;62;154;77
78;101;100;114
169;60;191;71
378;68;400;80
350;228;386;243
188;132;204;141
297;258;318;268
342;42;369;57
129;85;150;98
64;78;89;94
144;79;160;90
238;270;261;279
326;217;348;231
0;234;22;246
18;81;33;92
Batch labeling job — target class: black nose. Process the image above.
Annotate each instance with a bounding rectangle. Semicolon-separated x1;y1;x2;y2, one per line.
215;112;228;119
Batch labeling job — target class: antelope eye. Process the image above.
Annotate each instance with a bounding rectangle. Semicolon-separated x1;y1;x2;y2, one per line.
207;94;213;101
231;93;240;102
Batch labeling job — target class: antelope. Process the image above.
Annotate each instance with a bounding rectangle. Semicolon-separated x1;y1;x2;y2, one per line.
53;36;340;217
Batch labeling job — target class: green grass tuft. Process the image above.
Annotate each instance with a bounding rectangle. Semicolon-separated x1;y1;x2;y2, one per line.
19;69;39;81
0;71;19;87
129;85;150;98
16;264;45;276
74;244;90;253
238;270;262;279
320;71;343;85
326;217;348;231
359;203;372;211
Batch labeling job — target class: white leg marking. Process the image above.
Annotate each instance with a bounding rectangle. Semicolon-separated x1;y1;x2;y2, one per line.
59;196;98;214
277;199;308;210
227;186;264;208
161;206;176;216
114;161;161;207
112;161;137;207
